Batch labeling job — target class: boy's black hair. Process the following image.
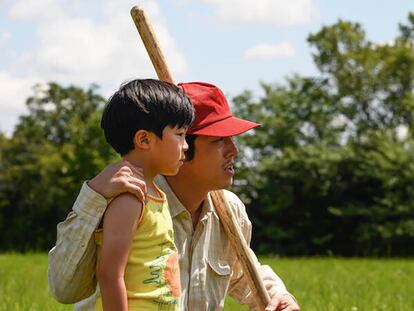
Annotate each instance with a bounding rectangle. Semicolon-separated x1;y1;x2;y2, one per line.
101;79;195;156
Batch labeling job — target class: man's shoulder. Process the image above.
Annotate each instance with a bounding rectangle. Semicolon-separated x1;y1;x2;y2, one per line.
221;189;249;219
222;189;243;207
216;190;252;236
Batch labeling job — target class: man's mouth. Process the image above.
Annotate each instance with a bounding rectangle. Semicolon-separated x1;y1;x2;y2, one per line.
224;162;234;174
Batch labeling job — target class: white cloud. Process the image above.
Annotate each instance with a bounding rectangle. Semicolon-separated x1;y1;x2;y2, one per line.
8;0;186;85
2;0;187;134
244;42;295;59
0;72;40;135
203;0;318;25
0;32;11;48
9;0;64;21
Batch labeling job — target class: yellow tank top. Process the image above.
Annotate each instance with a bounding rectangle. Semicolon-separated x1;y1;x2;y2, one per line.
95;189;181;311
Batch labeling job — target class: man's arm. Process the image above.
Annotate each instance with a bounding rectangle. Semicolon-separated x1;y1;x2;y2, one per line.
48;161;146;303
98;194;142;311
224;191;299;311
48;181;107;303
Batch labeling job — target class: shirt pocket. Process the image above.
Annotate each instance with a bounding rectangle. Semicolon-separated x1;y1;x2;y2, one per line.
206;257;232;310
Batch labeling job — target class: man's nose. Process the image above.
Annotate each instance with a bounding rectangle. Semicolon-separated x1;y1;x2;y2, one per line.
225;137;239;157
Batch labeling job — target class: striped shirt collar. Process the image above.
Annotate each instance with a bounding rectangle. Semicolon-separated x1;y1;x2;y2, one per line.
154;175;218;220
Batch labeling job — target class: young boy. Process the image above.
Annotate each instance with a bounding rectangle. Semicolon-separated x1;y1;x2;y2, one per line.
95;79;194;310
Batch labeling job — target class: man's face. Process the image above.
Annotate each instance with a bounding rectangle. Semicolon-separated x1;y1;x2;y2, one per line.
181;135;239;191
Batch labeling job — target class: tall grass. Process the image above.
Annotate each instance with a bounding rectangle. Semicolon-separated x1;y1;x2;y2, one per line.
0;254;413;310
0;253;71;311
226;257;414;310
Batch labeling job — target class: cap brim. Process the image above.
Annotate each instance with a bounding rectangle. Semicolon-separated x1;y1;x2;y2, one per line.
188;116;260;136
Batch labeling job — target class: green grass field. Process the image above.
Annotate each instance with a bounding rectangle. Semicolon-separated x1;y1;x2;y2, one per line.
0;254;413;310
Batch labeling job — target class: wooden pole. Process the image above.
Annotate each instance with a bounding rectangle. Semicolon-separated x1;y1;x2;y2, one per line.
130;6;175;84
130;6;270;310
210;190;271;309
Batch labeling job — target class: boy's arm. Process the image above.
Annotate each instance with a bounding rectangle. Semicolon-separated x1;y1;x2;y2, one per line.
48;161;146;303
98;194;142;311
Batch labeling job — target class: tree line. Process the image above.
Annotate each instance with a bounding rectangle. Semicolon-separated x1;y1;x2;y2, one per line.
1;14;414;256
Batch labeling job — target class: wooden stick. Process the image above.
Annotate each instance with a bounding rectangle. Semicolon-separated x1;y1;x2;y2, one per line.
130;6;175;84
210;190;270;309
130;6;270;309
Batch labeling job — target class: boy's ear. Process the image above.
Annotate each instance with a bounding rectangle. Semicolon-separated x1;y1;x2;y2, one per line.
134;130;152;150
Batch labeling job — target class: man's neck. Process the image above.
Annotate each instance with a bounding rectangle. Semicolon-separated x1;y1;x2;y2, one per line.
165;175;208;227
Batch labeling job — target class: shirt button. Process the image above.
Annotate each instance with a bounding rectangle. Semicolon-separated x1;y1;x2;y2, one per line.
80;242;85;248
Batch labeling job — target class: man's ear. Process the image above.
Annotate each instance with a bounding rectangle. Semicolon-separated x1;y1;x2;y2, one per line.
134;130;152;150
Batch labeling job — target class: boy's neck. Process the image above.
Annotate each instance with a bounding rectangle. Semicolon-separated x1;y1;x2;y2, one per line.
122;154;158;196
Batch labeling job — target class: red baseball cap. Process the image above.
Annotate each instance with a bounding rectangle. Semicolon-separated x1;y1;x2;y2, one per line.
178;82;260;136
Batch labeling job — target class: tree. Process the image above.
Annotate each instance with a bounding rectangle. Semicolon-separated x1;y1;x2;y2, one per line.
0;83;117;251
232;13;414;256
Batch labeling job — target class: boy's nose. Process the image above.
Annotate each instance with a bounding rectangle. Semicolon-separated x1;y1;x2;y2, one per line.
182;138;189;151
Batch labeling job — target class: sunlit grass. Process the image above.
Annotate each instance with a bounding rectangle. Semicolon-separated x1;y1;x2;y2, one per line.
1;254;413;310
226;257;414;310
0;253;71;311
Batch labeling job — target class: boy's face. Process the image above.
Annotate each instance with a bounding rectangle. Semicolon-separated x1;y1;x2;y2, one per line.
179;135;239;190
152;125;188;176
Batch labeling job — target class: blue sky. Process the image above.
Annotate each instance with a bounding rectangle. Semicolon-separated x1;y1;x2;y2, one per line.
1;0;414;135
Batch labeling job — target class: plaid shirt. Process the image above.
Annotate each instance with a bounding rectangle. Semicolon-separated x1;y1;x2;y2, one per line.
48;176;290;311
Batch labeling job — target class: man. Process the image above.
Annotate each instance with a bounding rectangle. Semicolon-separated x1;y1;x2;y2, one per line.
48;82;300;311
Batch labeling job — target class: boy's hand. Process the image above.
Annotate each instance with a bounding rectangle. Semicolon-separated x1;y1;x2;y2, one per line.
88;161;147;203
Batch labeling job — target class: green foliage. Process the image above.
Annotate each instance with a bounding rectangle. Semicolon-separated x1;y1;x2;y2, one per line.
0;83;117;251
232;13;414;256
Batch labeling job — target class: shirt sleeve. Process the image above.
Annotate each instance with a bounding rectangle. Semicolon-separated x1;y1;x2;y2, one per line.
224;191;291;310
48;181;107;304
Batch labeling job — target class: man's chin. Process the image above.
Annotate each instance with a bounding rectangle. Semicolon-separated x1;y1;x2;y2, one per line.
211;178;233;191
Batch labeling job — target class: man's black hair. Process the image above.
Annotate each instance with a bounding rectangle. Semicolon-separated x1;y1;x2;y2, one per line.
184;134;198;161
101;79;195;156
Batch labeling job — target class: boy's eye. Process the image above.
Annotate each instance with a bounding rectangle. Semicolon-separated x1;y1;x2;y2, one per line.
176;127;188;137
